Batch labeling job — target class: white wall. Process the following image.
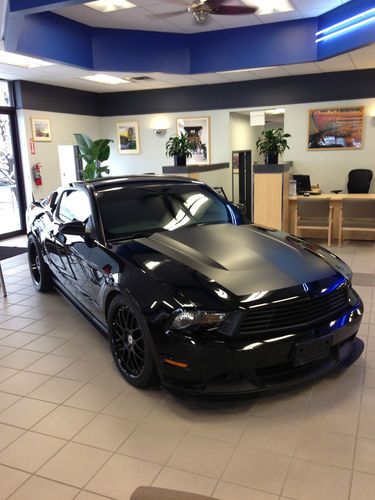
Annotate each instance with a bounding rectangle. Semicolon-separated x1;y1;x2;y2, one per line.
17;96;375;203
283;99;375;193
230;112;252;152
18;109;101;199
100;110;230;175
229;112;263;164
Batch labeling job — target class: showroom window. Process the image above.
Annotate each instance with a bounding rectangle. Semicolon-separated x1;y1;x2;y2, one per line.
0;80;26;240
0;81;12;107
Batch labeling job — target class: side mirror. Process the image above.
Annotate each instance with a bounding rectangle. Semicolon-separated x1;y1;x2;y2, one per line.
59;220;85;236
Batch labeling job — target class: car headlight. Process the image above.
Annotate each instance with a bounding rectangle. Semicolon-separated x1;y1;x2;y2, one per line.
171;310;227;331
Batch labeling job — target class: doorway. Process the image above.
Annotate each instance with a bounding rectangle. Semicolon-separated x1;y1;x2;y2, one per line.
0;82;26;240
230;108;285;205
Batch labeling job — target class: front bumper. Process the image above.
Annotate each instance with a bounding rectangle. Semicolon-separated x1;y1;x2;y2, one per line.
156;302;363;398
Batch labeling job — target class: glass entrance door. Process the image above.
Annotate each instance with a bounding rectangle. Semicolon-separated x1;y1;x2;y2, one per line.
0;82;25;239
0;113;21;236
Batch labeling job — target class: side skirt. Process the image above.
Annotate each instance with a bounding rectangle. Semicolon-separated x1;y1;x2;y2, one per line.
53;279;109;340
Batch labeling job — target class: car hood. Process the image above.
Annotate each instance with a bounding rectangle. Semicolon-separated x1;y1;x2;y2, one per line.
134;224;340;297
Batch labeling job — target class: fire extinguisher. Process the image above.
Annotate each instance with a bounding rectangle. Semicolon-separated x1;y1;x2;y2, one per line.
32;162;43;186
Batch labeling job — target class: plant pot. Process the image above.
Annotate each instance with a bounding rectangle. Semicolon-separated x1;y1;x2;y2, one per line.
174;155;187;167
266;152;279;165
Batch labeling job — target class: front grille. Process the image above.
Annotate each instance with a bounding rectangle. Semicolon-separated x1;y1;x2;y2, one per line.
240;285;349;335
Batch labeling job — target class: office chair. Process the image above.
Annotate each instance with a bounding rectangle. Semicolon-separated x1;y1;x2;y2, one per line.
347;169;373;193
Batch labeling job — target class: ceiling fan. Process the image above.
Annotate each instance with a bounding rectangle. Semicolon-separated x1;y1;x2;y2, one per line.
155;1;258;24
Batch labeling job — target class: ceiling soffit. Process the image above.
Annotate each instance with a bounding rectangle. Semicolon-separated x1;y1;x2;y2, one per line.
5;0;375;74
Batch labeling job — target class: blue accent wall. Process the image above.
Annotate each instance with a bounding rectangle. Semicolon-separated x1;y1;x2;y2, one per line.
6;12;93;68
317;0;375;59
9;0;85;14
6;0;375;73
92;29;191;74
191;18;317;73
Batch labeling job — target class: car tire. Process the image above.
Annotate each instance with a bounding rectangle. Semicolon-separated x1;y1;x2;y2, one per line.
28;234;53;292
107;295;159;389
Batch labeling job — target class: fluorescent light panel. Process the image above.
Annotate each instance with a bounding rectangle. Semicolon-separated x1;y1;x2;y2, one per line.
81;73;130;85
316;7;375;36
243;0;294;15
0;51;53;68
315;7;375;43
266;108;285;114
218;66;271;74
84;0;136;12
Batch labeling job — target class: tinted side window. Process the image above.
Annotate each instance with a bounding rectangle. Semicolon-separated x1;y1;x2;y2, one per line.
58;190;91;223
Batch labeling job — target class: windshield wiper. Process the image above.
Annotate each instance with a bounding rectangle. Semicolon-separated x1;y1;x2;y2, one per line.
109;229;164;242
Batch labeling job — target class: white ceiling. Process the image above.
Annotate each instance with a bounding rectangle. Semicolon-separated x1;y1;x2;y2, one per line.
55;0;350;33
0;0;373;93
0;41;374;93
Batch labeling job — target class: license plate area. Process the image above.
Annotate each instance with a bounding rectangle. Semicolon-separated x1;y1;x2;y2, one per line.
293;335;333;367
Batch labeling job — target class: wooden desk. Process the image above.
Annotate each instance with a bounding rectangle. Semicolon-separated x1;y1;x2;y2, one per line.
289;194;375;241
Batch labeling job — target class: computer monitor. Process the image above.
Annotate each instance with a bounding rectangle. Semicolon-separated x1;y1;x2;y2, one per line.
293;174;311;194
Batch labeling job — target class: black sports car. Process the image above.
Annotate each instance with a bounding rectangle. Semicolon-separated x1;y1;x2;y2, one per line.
26;176;363;397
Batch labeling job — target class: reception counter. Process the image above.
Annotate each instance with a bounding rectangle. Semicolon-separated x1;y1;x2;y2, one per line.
253;164;291;231
162;163;229;180
162;163;231;199
289;193;375;241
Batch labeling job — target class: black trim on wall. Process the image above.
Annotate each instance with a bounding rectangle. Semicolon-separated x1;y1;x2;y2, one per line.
98;69;375;116
14;68;375;117
14;80;99;116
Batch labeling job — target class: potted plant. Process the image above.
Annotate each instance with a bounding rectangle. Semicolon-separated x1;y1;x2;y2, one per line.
256;128;291;165
166;132;194;167
74;133;113;180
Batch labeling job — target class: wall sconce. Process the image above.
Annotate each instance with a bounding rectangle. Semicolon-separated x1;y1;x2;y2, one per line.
153;128;167;136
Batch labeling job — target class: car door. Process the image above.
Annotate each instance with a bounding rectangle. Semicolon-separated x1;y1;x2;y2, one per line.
80;241;120;325
51;188;93;307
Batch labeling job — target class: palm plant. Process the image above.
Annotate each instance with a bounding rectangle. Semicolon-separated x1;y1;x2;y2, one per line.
74;133;113;180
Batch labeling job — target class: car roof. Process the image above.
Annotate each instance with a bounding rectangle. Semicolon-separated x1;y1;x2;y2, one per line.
70;175;201;191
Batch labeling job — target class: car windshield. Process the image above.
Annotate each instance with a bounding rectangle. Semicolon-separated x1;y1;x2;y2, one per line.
97;182;243;241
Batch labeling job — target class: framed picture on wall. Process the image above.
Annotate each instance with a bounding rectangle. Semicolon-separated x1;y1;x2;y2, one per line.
31;118;51;142
116;121;140;154
177;116;210;165
308;106;364;150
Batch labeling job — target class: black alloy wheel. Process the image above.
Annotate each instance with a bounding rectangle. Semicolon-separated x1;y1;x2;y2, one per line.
112;305;145;378
108;295;158;388
28;235;53;292
29;242;40;284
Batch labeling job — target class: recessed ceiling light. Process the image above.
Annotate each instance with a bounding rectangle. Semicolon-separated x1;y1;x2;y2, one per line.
0;51;53;68
84;0;136;13
81;73;130;85
218;67;271;74
266;108;286;114
243;0;294;15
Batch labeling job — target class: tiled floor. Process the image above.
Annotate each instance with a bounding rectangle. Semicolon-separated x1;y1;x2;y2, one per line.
0;238;373;499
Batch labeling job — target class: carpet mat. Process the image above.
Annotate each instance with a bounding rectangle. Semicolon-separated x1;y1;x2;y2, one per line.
0;246;27;260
